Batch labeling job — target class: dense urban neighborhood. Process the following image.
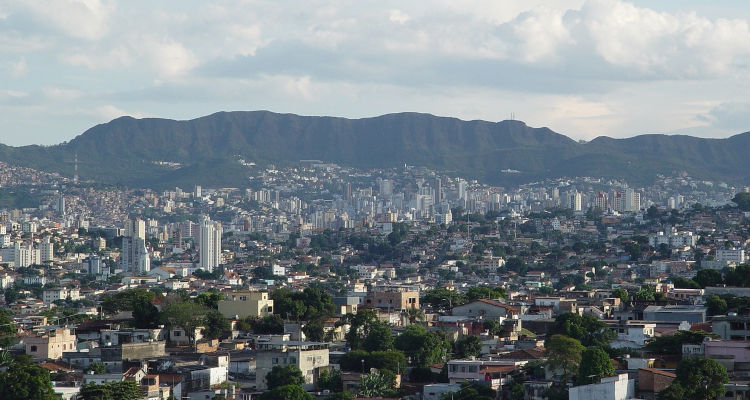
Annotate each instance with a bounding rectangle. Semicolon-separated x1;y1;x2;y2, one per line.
2;161;750;400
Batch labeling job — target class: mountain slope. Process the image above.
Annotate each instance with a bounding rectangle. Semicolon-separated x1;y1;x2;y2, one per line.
1;111;748;188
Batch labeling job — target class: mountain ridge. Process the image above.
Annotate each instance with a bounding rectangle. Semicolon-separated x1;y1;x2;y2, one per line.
1;111;749;188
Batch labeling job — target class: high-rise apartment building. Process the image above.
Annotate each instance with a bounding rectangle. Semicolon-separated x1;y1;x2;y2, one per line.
121;218;150;275
199;217;222;272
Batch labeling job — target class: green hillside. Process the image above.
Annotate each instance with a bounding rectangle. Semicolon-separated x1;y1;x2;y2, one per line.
0;111;748;188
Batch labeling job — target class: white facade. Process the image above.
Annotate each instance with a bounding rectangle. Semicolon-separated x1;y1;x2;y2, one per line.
121;218;150;274
199;218;222;272
568;374;635;400
717;249;746;264
39;236;54;262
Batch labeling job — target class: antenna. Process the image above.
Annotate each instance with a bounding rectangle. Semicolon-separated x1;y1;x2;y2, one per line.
74;153;79;184
510;112;515;121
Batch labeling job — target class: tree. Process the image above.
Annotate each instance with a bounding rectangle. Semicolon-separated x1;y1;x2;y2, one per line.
671;277;700;289
549;313;615;348
100;288;159;314
706;294;728;316
194;291;224;309
453;335;482;359
466;286;507;301
658;383;686;400
86;362;107;374
302;319;325;342
362;321;394;352
266;365;305;390
440;381;496;400
161;295;208;345
272;288;336;321
202;310;232;340
253;314;284;334
421;288;467;310
79;381;142;400
612;289;629;303
661;357;728;400
544;334;584;381
694;269;722;288
0;355;57;400
0;309;17;348
325;393;354;400
358;370;396;398
644;330;716;354
318;369;343;392
258;384;314;400
733;192;750;211
132;295;160;329
394;325;450;366
577;347;614;385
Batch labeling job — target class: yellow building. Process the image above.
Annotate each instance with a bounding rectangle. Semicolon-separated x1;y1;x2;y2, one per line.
218;291;274;319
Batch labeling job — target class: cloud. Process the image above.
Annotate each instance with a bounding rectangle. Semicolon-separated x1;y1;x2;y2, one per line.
95;105;149;121
3;0;750;145
10;0;114;41
7;58;27;78
700;102;750;132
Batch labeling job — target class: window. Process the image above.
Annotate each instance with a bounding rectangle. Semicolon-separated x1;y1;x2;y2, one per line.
173;331;181;337
30;345;37;352
272;358;279;365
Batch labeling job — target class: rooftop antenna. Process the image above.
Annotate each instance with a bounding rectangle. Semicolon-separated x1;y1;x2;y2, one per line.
510;112;515;121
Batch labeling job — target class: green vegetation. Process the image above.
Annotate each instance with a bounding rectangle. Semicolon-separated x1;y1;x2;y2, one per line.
659;357;728;400
266;365;305;390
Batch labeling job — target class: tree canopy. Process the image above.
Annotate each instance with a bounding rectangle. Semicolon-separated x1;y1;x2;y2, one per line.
549;313;615;348
577;347;614;385
660;357;728;400
545;334;584;381
0;355;57;400
266;365;305;390
394;325;450;366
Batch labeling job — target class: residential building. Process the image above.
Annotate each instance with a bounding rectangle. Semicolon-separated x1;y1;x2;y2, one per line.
199;217;222;272
255;341;329;390
568;374;634;400
218;291;274;319
25;328;77;360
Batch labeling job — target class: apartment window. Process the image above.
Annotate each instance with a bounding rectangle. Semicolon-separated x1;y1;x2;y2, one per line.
289;357;296;364
30;345;37;352
173;331;181;337
272;358;279;365
268;306;273;313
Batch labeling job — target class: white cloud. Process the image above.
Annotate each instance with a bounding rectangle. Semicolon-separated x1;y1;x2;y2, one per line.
95;105;149;121
7;58;27;78
4;0;750;145
11;0;114;41
389;10;410;25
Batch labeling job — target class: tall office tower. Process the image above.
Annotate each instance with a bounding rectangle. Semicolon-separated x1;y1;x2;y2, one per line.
56;195;66;215
457;179;467;204
611;191;624;212
624;188;641;212
345;183;352;200
39;236;54;262
199;217;222;272
121;217;150;275
434;177;443;203
594;192;609;210
378;179;393;197
569;191;583;211
195;185;202;198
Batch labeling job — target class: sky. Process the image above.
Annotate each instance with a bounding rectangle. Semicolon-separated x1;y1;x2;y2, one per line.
3;0;750;146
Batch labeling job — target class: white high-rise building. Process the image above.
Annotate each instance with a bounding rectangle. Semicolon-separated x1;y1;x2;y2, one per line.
624;188;641;212
569;191;582;212
121;218;150;275
39;236;54;262
199;217;222;272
